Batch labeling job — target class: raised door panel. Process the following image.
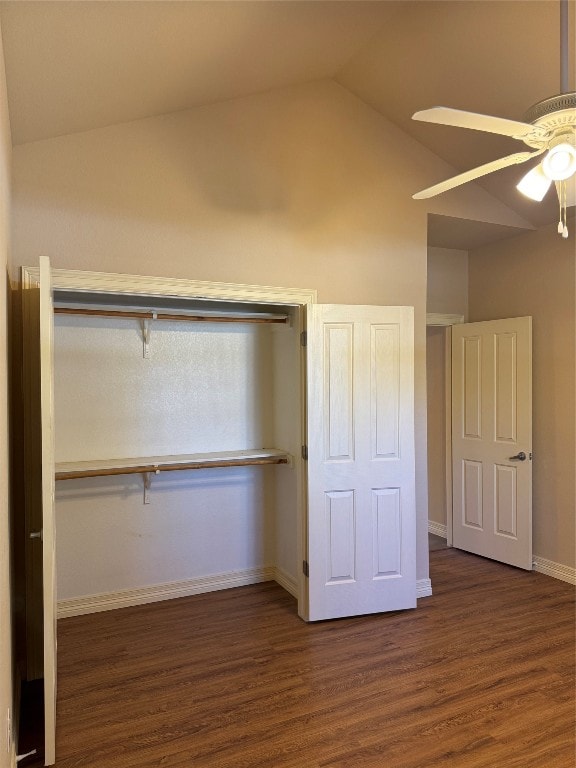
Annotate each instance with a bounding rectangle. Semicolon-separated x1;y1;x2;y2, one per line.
324;324;354;462
371;325;400;460
494;332;517;443
325;490;355;583
372;488;401;578
463;336;482;440
462;460;483;529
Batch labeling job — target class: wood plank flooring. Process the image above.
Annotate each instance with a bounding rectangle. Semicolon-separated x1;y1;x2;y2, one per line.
37;549;576;767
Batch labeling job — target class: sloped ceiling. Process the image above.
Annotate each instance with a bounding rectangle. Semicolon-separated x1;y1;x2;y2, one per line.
337;0;576;229
0;1;397;144
1;0;574;246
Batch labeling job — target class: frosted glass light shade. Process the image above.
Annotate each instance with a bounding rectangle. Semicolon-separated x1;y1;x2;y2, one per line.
542;143;576;181
517;163;552;201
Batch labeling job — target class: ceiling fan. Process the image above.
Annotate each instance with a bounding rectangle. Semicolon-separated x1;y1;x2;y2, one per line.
412;0;576;238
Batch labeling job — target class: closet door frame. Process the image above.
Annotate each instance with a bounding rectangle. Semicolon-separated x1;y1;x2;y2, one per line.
22;265;316;621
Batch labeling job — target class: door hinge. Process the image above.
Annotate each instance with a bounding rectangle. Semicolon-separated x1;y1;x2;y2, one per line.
302;560;309;577
300;330;307;347
301;445;308;461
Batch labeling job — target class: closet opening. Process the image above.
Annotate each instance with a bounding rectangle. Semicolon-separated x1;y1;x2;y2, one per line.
51;288;305;621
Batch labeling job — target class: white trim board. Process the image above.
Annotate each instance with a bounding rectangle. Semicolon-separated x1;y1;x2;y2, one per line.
532;557;576;585
428;521;448;538
22;266;317;307
57;567;298;618
416;579;432;598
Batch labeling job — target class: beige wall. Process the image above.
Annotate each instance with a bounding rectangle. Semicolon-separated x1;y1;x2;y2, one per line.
0;18;14;768
469;223;575;569
11;80;530;585
427;247;468;319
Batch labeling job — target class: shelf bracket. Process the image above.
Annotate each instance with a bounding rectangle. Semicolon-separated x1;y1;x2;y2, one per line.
141;312;157;358
142;467;160;504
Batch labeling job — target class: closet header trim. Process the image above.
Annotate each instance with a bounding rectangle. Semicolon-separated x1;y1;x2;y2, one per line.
22;267;317;307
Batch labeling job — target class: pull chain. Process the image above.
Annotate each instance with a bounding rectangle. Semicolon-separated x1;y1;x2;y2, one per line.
557;180;569;238
562;181;568;239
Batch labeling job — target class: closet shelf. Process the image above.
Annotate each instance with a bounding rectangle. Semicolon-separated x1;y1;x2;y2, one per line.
54;307;289;324
55;449;290;481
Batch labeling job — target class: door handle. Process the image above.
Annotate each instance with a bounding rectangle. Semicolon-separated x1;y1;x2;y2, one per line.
509;451;527;461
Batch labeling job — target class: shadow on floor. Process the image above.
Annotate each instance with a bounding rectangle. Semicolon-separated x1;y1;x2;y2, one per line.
429;533;448;551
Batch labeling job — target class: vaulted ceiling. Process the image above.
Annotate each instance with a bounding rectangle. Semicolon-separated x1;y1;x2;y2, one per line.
1;0;574;243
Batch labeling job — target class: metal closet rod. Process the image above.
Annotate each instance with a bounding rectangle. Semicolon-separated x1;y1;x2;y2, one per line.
54;307;289;324
55;454;289;481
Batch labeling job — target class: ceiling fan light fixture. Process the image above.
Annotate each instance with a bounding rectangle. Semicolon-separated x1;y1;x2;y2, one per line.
541;142;576;181
516;163;552;201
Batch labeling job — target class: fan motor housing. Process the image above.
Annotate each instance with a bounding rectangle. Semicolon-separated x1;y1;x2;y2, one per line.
524;92;576;129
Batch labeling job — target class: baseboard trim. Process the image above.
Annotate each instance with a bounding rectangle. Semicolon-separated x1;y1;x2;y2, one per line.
57;566;285;618
273;566;298;598
533;556;576;585
58;568;432;616
428;520;447;538
416;578;432;598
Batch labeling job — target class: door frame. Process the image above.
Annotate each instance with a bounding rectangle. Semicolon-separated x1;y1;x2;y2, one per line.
425;313;464;548
21;266;317;628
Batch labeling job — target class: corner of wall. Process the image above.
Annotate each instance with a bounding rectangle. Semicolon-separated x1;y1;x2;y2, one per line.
0;14;16;768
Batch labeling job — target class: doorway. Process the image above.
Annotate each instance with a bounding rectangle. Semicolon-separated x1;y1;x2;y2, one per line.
426;315;462;551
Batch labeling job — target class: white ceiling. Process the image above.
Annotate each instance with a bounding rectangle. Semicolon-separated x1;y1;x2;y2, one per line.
1;0;575;246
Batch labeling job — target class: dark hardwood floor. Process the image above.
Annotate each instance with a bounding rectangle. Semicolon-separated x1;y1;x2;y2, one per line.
26;549;576;767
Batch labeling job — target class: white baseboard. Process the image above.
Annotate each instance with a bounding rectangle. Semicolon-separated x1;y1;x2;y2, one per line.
59;567;432;616
533;556;576;585
273;566;298;598
428;520;447;538
57;566;286;618
416;578;432;598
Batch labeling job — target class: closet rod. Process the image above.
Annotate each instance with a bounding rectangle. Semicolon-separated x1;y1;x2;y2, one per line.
55;455;289;481
54;307;289;324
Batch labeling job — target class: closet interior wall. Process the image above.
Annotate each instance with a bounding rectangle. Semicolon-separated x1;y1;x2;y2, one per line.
52;293;301;611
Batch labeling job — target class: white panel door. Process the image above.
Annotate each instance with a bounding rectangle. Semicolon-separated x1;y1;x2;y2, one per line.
452;317;532;569
39;256;57;765
306;305;416;621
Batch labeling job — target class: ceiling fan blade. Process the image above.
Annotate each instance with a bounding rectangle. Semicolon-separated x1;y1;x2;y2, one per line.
413;149;545;200
412;107;547;141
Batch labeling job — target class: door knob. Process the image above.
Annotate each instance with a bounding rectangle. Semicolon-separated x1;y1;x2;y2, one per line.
509;451;526;461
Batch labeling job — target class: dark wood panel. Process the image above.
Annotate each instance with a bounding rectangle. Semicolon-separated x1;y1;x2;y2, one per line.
25;550;576;767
